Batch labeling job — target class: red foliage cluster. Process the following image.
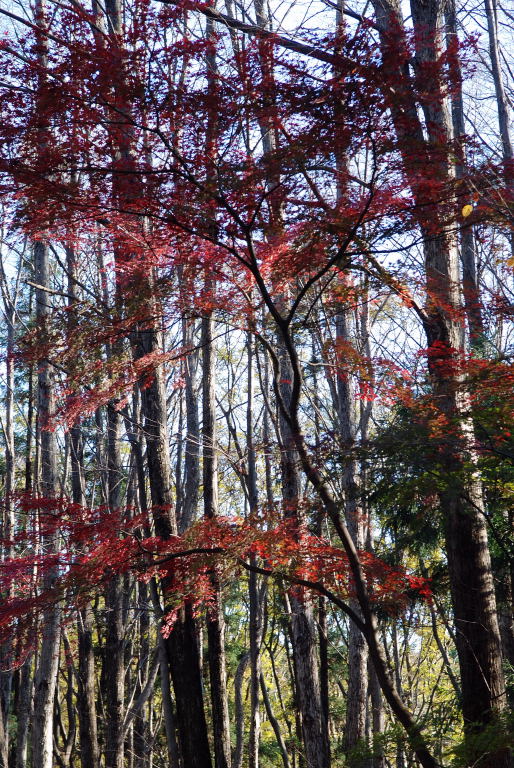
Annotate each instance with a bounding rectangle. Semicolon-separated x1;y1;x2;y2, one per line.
0;494;431;660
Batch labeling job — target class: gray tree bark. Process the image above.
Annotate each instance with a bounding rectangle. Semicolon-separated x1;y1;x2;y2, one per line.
31;6;61;747
104;403;125;768
32;238;61;768
445;0;486;346
202;306;232;768
335;312;369;763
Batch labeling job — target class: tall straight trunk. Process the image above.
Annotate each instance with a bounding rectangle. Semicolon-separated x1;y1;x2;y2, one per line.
0;708;7;768
104;403;125;768
202;307;232;768
77;604;99;768
0;253;21;766
200;18;232;768
15;405;35;768
233;653;249;768
332;35;370;753
360;293;384;768
132;270;211;768
165;606;212;768
99;2;212;764
31;4;61;765
367;661;385;768
179;316;200;533
246;334;266;768
410;0;507;753
445;0;485;346
278;352;330;768
336;313;368;762
133;581;151;768
32;240;61;768
14;657;32;768
484;0;513;159
25;362;35;493
131;261;211;768
65;242;101;768
310;341;330;744
484;0;514;257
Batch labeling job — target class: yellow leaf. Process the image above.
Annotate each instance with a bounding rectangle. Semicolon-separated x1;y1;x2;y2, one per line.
461;204;473;217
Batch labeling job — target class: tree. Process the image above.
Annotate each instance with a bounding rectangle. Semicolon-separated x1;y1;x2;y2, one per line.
0;1;512;766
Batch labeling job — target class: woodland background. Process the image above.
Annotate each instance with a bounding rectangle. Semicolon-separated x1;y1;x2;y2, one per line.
0;0;513;767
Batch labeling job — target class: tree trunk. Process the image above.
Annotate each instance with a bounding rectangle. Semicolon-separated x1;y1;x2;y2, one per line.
445;0;485;346
232;652;249;768
0;251;21;767
260;674;290;768
202;308;232;768
77;603;100;768
14;658;32;768
246;334;266;768
179;316;200;534
368;1;508;761
104;404;125;768
31;4;62;764
367;661;385;768
336;313;368;762
484;0;514;257
65;242;101;768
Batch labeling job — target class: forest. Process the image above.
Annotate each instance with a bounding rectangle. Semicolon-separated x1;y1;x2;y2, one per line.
0;0;512;766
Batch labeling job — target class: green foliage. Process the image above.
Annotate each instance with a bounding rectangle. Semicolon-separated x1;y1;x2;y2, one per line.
449;712;514;767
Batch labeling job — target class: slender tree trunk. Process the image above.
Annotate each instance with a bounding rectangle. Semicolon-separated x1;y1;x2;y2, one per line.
246;333;266;768
77;604;99;768
132;273;211;768
483;0;514;257
32;240;61;768
179;316;200;534
202;306;232;768
133;581;151;768
15;405;35;768
278;351;329;768
14;658;32;768
232;652;249;768
25;362;35;494
336;313;368;762
199;18;232;767
0;254;21;767
367;661;385;768
65;242;101;768
131;274;211;768
148;579;181;768
31;3;61;765
445;0;485;346
0;707;7;768
260;674;290;768
104;404;125;768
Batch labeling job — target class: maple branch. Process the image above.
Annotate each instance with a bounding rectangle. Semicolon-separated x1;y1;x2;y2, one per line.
237;558;366;632
0;7;68;47
155;0;350;68
285;131;379;324
321;0;383;32
136;539;366;631
359;251;431;330
25;280;77;303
